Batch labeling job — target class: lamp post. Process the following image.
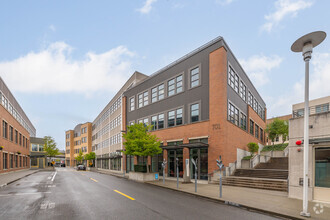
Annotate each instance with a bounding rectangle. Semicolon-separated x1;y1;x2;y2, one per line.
291;31;326;218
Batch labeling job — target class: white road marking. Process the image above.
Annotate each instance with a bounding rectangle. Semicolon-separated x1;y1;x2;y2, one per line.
51;171;57;182
0;192;51;197
48;202;55;209
40;201;55;210
47;177;51;180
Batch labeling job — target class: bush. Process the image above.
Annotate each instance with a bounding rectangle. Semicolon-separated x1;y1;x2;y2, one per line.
261;143;288;152
242;155;253;160
247;142;259;155
134;165;152;173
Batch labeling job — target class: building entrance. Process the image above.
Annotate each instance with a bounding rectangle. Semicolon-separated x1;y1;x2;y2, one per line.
168;149;183;177
314;147;330;202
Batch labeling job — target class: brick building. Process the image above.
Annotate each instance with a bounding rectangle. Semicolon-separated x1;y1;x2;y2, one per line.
65;122;92;167
0;77;36;174
122;36;267;180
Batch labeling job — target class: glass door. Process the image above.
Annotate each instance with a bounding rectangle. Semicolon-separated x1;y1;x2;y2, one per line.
168;150;175;177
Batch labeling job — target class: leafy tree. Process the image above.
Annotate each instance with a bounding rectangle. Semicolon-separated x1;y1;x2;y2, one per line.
84;152;96;167
75;151;84;165
123;123;162;173
44;136;59;167
266;119;289;145
247;142;259;155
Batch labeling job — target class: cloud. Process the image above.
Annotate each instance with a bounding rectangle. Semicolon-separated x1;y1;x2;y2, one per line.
0;42;136;95
137;0;157;14
239;55;283;86
267;52;330;117
215;0;234;5
49;24;56;32
261;0;313;33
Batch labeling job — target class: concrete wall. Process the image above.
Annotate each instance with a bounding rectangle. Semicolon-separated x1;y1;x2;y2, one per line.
288;111;330;201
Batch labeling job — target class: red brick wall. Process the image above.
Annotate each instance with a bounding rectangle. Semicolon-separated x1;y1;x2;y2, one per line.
0;105;30;173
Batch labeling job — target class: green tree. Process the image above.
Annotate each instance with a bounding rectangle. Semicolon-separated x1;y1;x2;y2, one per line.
44;136;59;167
123;123;162;173
247;142;259;155
265;119;289;145
75;151;84;165
84;152;96;167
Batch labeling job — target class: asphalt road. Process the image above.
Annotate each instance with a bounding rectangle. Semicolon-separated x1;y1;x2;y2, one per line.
0;168;281;220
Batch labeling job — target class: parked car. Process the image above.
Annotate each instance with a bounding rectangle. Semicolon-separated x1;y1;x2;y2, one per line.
77;165;86;171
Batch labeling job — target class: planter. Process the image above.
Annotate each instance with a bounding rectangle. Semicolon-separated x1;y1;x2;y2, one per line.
129;171;159;182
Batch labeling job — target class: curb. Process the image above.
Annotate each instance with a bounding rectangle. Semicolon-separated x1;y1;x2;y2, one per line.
0;170;39;188
145;182;303;220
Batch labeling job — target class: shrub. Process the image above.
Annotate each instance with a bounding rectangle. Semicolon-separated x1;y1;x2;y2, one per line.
261;143;288;152
242;155;253;160
247;142;259;155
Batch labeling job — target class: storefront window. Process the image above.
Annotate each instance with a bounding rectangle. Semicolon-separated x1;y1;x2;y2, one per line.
315;147;330;188
190;148;208;180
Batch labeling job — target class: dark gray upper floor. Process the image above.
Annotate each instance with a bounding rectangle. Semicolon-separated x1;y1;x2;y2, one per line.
0;77;36;137
123;36;266;127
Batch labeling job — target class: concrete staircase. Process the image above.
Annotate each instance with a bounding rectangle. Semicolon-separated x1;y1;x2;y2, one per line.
217;156;289;192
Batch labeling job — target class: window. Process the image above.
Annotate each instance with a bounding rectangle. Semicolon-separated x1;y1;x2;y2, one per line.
240;113;247;130
275;136;279;142
253;98;258;112
3;153;8;169
19;133;22;146
176;108;183;125
255;124;259;139
158;114;164;129
10;154;13;168
240;81;246;101
250;120;254;135
248;92;253;107
228;103;239;126
151;116;157;131
130;97;135;111
316;103;329;113
190;67;200;88
15;130;18;144
2;121;8;138
168;110;175;127
168;75;183;96
151;84;165;103
191;103;200;123
228;66;239;93
260;128;264;142
138;91;148;108
9;126;13;141
258;104;262;116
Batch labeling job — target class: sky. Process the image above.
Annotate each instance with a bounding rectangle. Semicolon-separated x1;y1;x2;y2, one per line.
1;0;330;150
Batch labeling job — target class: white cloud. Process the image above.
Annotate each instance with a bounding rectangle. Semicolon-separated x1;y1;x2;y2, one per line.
49;24;56;32
239;55;283;86
137;0;157;14
0;42;136;95
215;0;234;5
267;52;330;117
261;0;313;33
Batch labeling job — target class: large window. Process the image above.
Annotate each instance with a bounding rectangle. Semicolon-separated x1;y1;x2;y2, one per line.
168;110;175;127
9;126;13;141
228;103;239;126
240;81;246;101
190;67;200;88
15;130;18;144
255;124;259;139
168;108;183;127
315;147;330;188
250;120;254;135
316;103;329;114
168;75;183;97
228;66;239;93
3;153;7;169
248;92;253;107
191;103;200;123
151;84;165;103
240;113;247;130
138;91;148;108
151;114;165;130
2;120;8;138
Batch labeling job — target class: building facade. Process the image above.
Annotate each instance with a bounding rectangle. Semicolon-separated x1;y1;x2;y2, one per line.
288;96;330;203
123;37;267;180
30;137;46;169
0;77;36;174
92;72;147;173
266;114;291;145
65;122;92;167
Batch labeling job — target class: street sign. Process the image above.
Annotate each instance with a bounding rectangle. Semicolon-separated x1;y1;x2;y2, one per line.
155;173;158;180
162;159;167;184
216;155;224;198
191;158;198;192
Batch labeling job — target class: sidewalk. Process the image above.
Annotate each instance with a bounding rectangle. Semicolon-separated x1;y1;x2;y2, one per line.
146;179;330;220
0;169;39;187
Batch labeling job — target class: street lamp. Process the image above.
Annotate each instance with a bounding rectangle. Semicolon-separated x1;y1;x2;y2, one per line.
291;31;326;218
